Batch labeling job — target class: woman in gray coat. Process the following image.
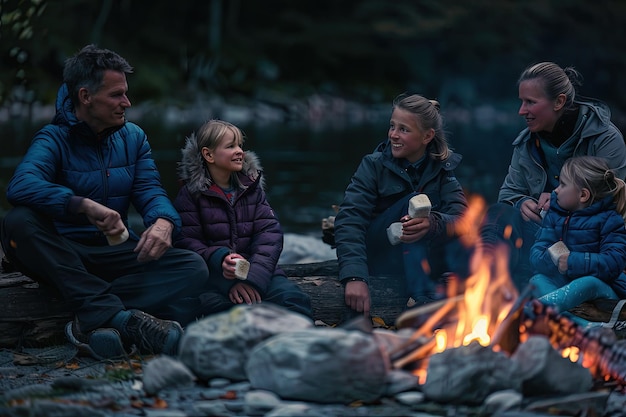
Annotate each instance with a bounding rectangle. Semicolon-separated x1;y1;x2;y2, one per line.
481;62;626;290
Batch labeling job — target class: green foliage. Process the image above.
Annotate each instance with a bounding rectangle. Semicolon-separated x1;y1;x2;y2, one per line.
1;0;625;116
0;0;48;103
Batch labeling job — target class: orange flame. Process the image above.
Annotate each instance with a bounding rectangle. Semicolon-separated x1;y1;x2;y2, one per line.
404;195;590;384
441;195;517;351
405;195;519;382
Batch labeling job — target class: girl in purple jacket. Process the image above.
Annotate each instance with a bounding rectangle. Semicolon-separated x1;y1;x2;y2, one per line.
173;120;312;319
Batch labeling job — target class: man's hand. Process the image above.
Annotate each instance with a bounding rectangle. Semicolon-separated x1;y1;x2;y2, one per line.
78;198;126;236
134;218;174;262
344;280;371;317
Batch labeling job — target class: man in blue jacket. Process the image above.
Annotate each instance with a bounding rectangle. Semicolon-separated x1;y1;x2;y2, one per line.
0;44;210;360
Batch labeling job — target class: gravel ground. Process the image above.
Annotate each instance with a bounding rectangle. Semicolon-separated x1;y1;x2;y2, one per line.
3;344;626;417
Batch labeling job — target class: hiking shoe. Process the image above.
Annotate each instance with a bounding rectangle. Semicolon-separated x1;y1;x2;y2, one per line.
65;320;126;360
119;310;183;356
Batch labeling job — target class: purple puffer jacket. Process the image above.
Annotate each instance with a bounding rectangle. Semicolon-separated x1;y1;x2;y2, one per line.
172;134;283;294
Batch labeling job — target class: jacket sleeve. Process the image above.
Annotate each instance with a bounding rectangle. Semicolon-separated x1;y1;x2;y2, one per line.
245;189;284;294
6;127;76;216
427;168;468;239
529;214;561;276
334;157;379;282
128;127;182;235
498;139;540;208
172;186;216;263
567;212;626;281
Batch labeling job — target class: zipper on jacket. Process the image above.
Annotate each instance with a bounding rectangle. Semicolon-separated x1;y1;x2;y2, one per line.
97;146;109;204
560;215;570;241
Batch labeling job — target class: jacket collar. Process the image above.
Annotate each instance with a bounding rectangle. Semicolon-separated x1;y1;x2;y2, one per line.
52;83;124;143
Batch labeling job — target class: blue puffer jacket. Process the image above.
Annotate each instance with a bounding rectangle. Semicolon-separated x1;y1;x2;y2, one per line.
530;192;626;296
6;84;181;242
172;133;283;295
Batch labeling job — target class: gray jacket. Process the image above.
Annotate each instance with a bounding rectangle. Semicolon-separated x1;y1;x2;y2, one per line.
498;98;626;207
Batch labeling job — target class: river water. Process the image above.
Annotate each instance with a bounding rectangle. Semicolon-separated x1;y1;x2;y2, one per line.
0;110;523;241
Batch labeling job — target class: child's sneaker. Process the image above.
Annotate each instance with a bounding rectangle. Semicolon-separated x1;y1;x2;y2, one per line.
65;320;127;360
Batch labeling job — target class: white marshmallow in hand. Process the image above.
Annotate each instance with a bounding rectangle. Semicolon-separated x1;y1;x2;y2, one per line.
106;228;129;246
234;258;250;280
408;194;431;218
387;194;432;245
548;241;570;266
386;222;403;246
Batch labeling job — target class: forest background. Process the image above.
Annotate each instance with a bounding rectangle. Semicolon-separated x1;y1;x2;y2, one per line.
2;0;626;247
2;0;626;130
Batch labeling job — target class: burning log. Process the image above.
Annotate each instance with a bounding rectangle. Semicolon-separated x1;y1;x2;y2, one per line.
523;299;626;386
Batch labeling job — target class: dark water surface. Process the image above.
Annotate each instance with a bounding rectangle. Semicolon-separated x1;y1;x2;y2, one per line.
0;117;522;236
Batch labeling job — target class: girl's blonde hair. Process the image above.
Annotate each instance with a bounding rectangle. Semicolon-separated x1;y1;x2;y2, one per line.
560;156;626;219
195;119;245;151
195;119;246;188
392;93;450;160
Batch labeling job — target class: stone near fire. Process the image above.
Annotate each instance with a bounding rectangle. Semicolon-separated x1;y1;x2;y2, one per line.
142;355;196;395
245;327;390;403
524;391;609;416
481;389;523;415
422;341;522;405
384;369;420;396
511;335;593;397
178;304;313;381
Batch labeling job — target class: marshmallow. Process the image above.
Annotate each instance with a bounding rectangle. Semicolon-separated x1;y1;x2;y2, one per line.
106;228;129;246
234;258;250;280
408;194;432;218
548;241;570;266
387;222;403;245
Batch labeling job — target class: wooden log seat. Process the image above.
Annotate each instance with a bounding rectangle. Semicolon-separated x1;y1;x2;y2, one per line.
3;252;625;348
0;259;409;348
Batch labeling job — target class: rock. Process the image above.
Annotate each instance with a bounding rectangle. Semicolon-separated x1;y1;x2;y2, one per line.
279;233;336;264
178;303;313;381
481;389;523;414
384;369;420;396
511;335;593;397
245;327;390;403
243;390;282;415
142;355;196;395
422;342;522;405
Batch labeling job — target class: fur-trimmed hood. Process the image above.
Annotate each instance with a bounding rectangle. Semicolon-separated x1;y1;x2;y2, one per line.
177;132;265;195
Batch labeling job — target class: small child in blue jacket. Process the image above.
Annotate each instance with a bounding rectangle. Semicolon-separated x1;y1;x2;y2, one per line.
529;156;626;329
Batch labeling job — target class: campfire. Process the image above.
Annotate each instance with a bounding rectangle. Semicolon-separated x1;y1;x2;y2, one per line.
171;194;626;413
388;195;626;388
